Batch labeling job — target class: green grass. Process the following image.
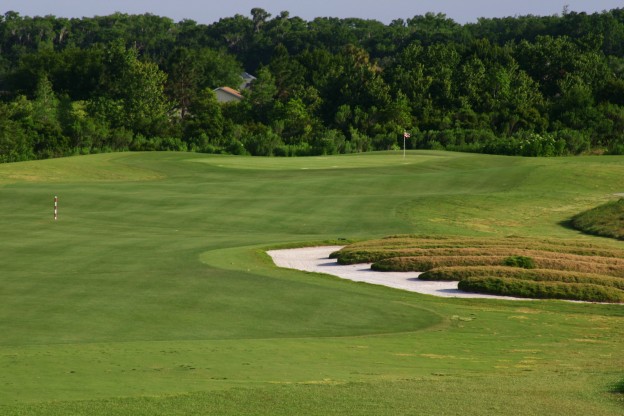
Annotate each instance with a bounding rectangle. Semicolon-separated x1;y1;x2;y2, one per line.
1;151;623;415
571;198;624;240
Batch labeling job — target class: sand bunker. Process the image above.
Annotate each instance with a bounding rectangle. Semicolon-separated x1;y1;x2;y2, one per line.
267;246;525;300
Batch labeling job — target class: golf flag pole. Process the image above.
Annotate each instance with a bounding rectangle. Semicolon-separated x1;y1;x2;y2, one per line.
403;131;410;158
54;195;58;221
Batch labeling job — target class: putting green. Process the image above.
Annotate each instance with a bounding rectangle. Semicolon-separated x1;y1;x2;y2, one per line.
189;150;453;170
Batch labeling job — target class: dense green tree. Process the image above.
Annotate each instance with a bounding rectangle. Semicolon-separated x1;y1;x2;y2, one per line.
94;41;170;137
164;46;242;119
1;7;624;160
0;102;33;162
267;44;306;101
245;66;278;124
182;88;225;149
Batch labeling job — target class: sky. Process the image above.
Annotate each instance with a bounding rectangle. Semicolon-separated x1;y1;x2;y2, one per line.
2;0;623;25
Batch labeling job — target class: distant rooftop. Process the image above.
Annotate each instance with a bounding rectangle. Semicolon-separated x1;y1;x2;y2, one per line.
213;86;243;103
240;72;256;90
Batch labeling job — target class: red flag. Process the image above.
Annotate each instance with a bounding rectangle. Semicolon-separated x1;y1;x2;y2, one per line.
403;131;410;139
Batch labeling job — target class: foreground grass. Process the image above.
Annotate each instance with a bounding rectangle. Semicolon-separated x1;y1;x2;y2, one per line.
1;151;623;414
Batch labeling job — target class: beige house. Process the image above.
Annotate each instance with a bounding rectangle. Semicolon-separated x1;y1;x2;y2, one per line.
213;87;243;103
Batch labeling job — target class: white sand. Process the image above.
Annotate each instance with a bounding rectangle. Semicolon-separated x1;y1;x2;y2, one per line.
267;246;525;300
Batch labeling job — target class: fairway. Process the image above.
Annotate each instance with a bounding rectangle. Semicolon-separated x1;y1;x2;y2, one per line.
1;151;623;415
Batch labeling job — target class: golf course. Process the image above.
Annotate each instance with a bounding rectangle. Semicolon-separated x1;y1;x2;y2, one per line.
1;150;623;415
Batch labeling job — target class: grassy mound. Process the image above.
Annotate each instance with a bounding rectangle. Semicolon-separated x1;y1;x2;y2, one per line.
333;236;624;264
419;266;624;290
458;277;624;303
334;236;624;302
571;199;624;240
373;254;624;277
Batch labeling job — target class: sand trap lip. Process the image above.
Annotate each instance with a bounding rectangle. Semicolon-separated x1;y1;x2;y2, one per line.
267;246;526;300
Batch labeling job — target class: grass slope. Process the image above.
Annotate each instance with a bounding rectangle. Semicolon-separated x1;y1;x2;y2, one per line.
571;198;624;240
1;151;623;415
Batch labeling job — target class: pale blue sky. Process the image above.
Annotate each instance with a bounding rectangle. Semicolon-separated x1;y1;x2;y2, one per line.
2;0;623;24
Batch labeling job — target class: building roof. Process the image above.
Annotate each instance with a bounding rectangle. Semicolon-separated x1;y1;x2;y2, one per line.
214;86;243;100
240;72;256;90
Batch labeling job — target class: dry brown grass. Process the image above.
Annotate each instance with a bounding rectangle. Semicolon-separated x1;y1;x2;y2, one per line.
342;235;624;301
372;255;624;277
336;236;624;264
420;266;624;290
337;246;624;267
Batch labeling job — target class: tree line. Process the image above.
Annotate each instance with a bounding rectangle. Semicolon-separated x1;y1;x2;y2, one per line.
1;7;624;162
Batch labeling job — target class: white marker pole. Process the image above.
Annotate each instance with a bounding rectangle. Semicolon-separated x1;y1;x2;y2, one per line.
54;196;58;221
403;131;410;159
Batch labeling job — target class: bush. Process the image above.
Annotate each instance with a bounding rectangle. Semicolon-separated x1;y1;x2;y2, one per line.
130;136;188;151
371;255;508;272
338;237;624;267
502;255;535;269
312;129;346;155
555;129;591;154
370;253;624;276
274;142;314;157
419;266;624;290
458;276;624;303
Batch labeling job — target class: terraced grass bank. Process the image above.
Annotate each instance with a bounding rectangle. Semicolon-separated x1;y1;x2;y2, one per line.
332;236;624;303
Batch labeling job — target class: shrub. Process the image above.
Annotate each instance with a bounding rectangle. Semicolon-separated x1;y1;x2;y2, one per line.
334;241;624;263
458;277;624;303
419;266;624;290
371;256;507;272
370;254;624;276
502;255;535;269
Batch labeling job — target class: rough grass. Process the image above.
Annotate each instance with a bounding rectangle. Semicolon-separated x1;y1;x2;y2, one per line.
420;266;624;290
371;254;624;277
333;237;624;264
571;198;624;240
459;277;624;303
